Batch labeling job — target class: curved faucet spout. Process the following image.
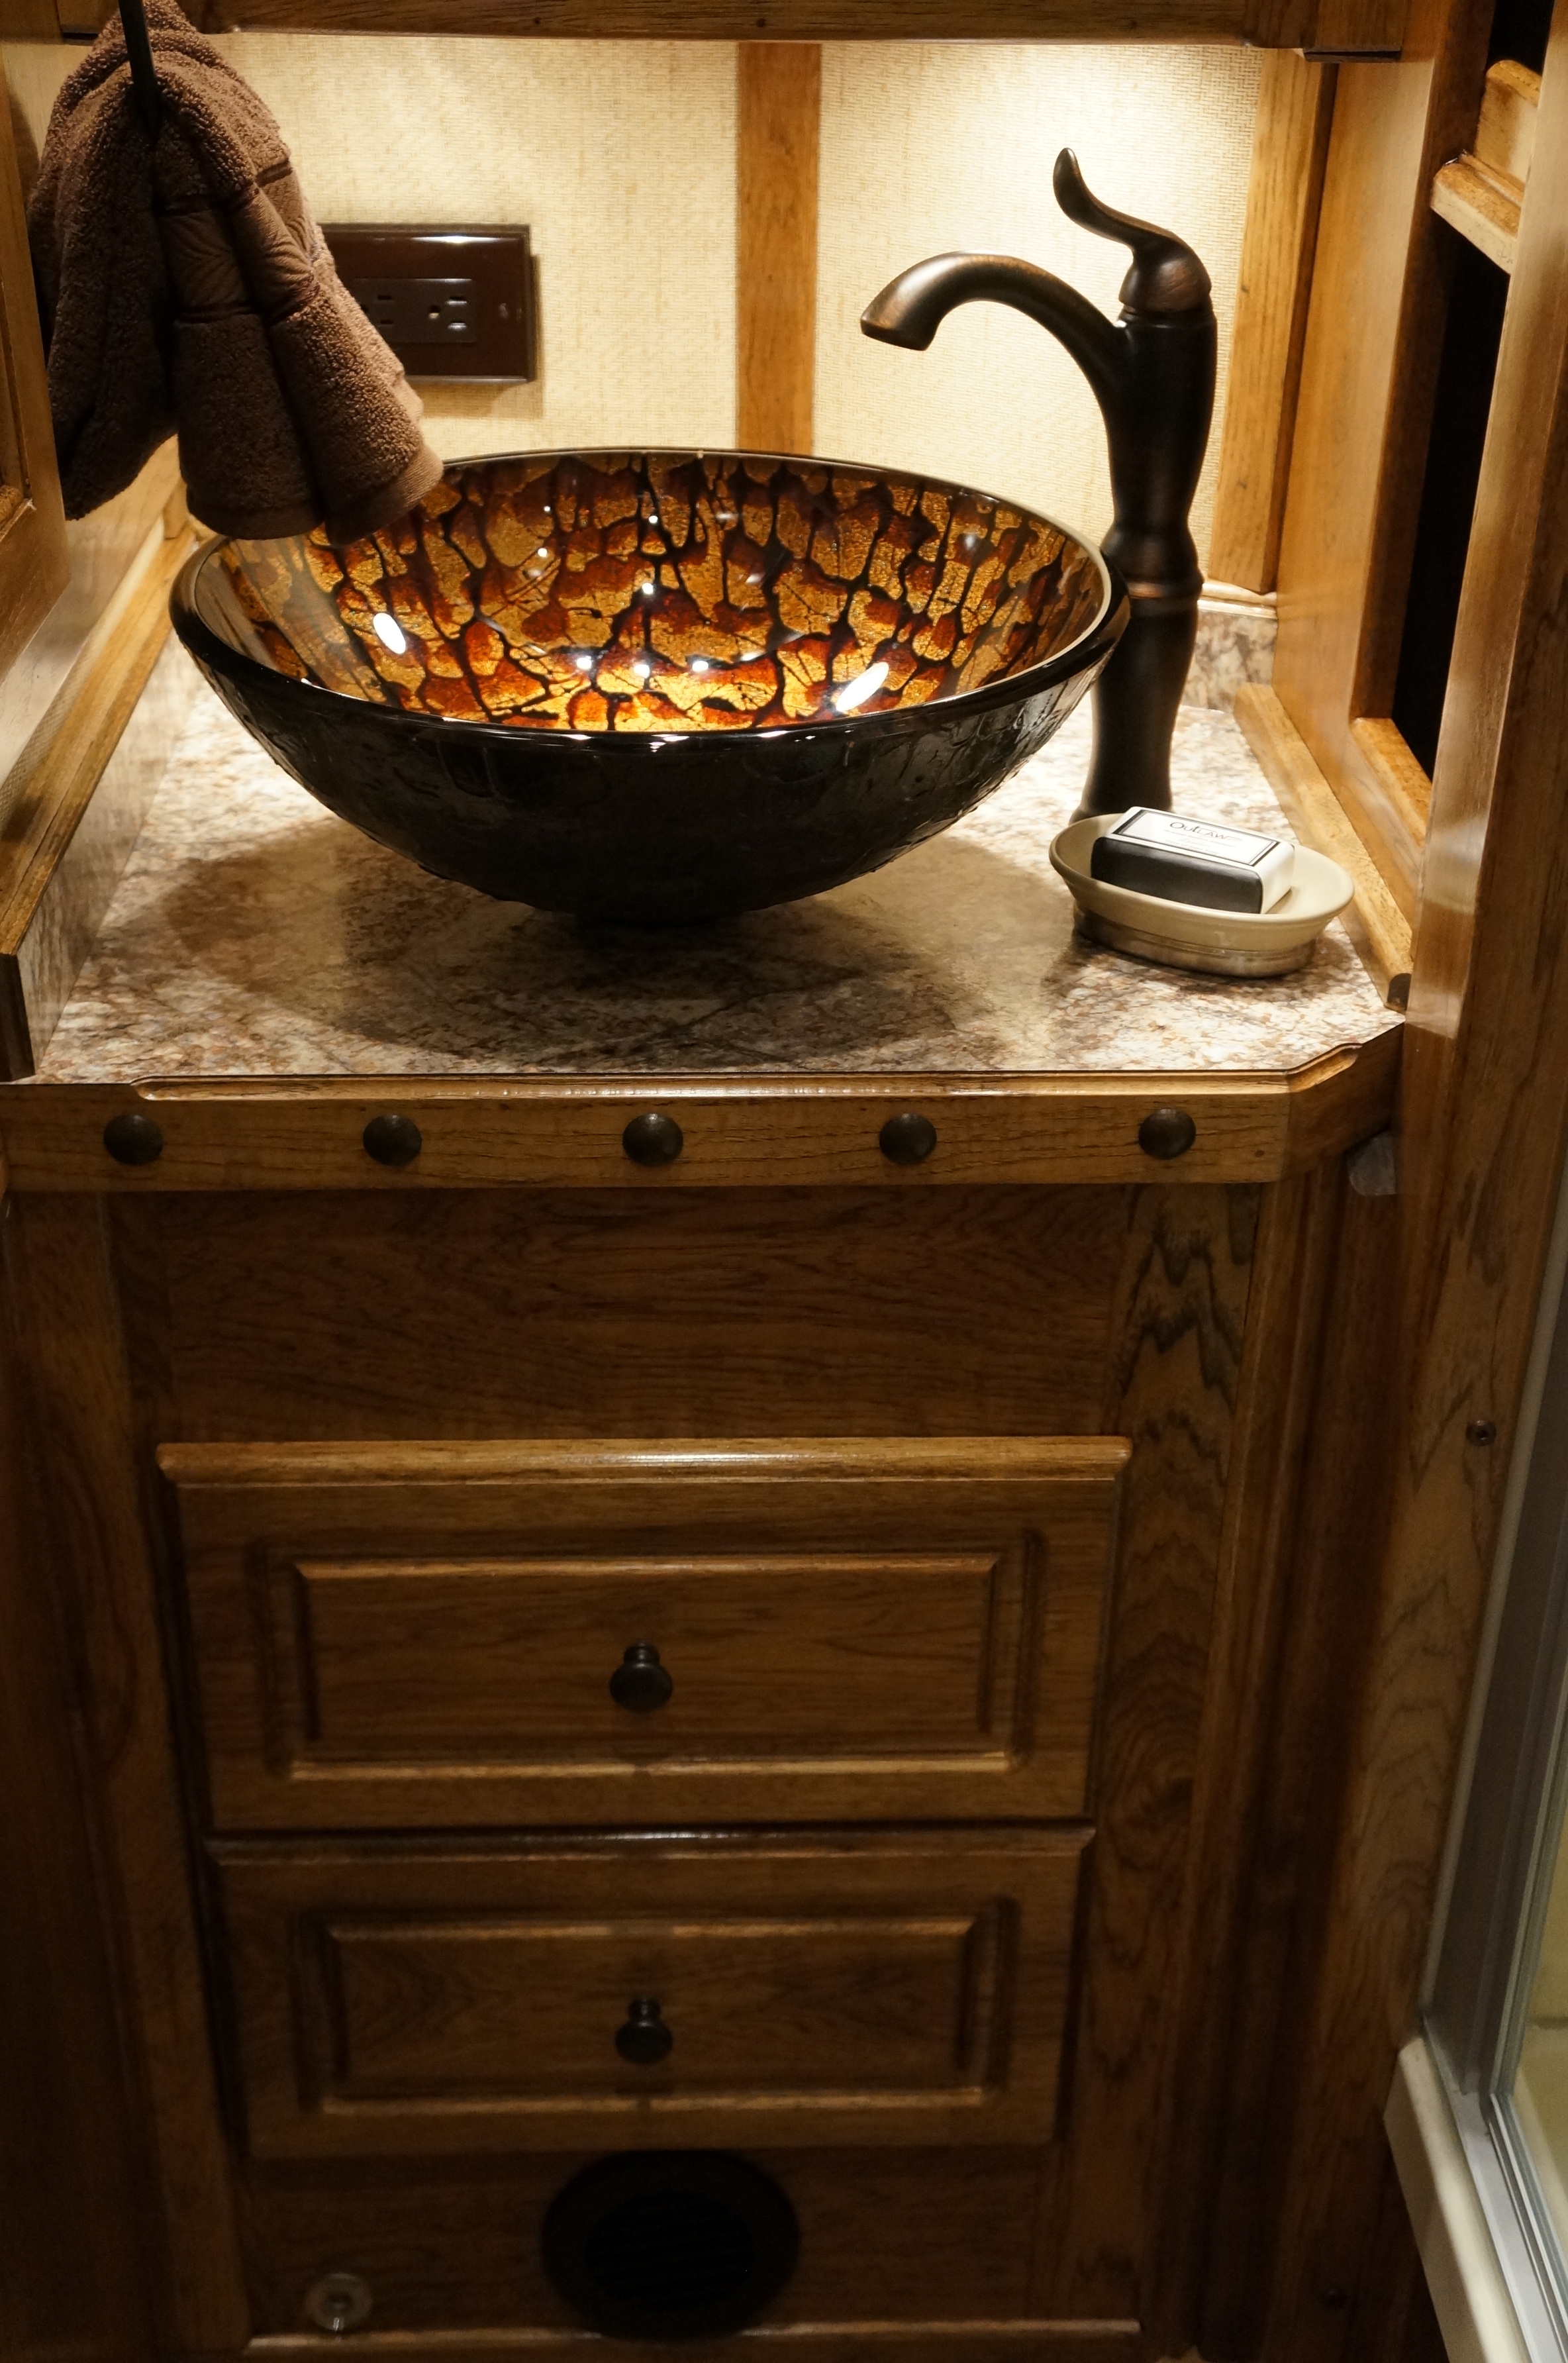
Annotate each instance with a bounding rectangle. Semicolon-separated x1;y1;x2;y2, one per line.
861;252;1124;427
858;153;1216;816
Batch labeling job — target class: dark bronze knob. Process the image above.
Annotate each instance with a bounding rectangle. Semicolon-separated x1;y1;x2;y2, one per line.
363;1113;422;1168
615;1996;673;2065
879;1111;938;1166
609;1642;673;1713
103;1111;164;1166
622;1111;684;1167
1138;1106;1197;1161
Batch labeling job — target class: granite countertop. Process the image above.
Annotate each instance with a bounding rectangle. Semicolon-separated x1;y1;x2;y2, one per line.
34;656;1398;1084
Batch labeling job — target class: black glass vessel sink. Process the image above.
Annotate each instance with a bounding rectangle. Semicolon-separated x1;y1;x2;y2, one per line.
172;448;1127;925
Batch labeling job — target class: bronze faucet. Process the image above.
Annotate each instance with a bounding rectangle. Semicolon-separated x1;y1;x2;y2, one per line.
861;152;1215;816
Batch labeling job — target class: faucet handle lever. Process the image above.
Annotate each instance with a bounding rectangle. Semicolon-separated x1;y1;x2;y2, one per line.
1052;150;1212;319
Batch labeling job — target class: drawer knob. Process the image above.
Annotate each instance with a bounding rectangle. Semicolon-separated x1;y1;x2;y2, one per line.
616;1995;673;2065
623;1111;684;1166
879;1111;938;1165
609;1641;673;1713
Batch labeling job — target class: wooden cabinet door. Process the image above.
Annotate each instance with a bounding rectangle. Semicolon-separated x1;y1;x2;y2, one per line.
0;50;66;679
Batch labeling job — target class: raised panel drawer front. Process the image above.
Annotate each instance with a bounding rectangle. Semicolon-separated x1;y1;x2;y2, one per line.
160;1437;1128;1829
213;1829;1087;2156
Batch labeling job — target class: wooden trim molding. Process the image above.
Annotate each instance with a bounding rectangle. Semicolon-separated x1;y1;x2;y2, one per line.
0;1044;1402;1193
0;47;67;681
1208;52;1338;593
1432;152;1521;270
1271;0;1494;904
1234;684;1414;999
737;43;820;456
1256;8;1568;2358
1;0;1407;40
0;519;199;1081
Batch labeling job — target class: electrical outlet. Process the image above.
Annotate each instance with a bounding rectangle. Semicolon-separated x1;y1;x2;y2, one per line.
322;225;536;384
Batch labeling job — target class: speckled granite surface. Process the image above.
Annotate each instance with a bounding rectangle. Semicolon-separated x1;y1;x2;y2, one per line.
34;657;1396;1083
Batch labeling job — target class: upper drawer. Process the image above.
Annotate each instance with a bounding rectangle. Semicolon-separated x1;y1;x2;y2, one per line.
161;1436;1126;1830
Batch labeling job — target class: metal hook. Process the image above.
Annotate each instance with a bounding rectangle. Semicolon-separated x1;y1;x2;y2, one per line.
118;0;162;144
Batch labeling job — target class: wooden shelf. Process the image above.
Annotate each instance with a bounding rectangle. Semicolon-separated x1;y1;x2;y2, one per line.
1430;58;1540;272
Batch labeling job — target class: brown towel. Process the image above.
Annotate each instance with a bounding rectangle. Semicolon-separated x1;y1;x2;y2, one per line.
28;0;444;542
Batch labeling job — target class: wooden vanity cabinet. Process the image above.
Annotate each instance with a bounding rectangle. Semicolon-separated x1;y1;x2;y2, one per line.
5;1154;1375;2363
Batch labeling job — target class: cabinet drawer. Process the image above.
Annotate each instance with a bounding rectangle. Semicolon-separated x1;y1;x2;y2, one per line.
164;1436;1126;1829
213;1828;1087;2156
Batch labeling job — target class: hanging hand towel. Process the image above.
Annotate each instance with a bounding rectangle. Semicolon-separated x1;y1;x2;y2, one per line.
28;0;444;543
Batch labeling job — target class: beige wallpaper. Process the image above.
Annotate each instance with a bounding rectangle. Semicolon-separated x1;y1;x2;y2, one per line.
816;44;1260;574
7;35;1258;572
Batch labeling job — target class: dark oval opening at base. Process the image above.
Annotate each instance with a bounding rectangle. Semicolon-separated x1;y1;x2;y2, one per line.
542;2150;800;2340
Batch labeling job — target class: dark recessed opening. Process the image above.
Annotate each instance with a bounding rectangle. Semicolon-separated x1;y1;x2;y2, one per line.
1489;0;1552;72
542;2151;800;2340
1389;228;1509;778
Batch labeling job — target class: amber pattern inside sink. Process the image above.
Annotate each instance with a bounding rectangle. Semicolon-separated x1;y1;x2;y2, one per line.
205;450;1108;736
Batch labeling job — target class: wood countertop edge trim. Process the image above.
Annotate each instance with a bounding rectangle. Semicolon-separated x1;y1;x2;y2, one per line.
155;1434;1135;1487
0;1036;1402;1187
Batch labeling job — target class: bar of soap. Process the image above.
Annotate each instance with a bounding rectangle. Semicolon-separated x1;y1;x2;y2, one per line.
1089;807;1295;913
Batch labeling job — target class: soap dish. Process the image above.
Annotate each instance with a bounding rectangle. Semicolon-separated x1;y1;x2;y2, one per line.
1049;814;1354;979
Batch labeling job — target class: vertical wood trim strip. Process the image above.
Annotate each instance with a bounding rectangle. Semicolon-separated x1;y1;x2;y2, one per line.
13;1195;250;2352
736;42;821;455
1208;53;1336;593
1259;5;1568;2355
1032;1183;1256;2322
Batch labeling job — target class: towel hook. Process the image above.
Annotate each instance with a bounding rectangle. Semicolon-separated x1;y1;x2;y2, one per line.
118;0;162;144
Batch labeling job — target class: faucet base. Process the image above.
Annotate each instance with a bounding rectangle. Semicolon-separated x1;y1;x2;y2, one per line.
1073;602;1199;817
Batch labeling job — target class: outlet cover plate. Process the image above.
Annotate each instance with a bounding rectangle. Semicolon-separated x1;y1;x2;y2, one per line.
322;225;535;384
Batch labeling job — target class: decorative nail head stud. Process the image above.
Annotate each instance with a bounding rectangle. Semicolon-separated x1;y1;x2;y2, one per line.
1138;1107;1197;1161
1466;1419;1498;1446
362;1113;422;1168
879;1111;938;1166
103;1111;164;1166
622;1111;684;1166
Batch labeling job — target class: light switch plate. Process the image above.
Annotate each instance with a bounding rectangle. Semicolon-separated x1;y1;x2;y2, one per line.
322;225;536;384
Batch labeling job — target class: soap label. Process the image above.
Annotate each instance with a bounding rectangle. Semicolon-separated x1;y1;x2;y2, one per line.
1110;808;1281;870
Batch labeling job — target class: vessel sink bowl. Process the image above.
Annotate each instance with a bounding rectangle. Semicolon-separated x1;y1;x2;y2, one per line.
172;448;1127;925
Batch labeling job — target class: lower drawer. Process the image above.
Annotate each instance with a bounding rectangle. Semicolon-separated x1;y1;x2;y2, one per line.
215;1828;1087;2156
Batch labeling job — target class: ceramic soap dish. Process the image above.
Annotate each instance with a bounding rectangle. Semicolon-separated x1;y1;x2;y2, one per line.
1049;814;1354;979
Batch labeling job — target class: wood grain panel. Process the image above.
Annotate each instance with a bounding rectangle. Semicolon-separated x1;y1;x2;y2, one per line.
1032;1185;1259;2326
152;1187;1128;1442
0;1046;1402;1193
164;1435;1124;1828
0;527;199;1080
243;2333;1142;2363
0;49;67;682
213;1830;1087;2154
1209;52;1337;593
173;0;1317;39
1198;1174;1400;2354
738;45;819;454
1475;56;1538;181
1234;685;1414;998
1430;150;1520;268
0;1231;158;2363
8;1195;249;2351
1259;8;1568;2358
1273;0;1494;897
237;2148;1049;2333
